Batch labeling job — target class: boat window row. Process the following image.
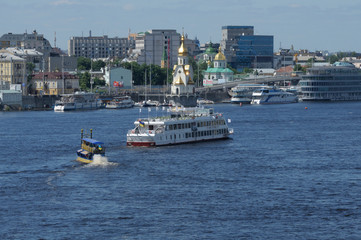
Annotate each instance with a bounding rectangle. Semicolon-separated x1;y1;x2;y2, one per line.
304;76;361;81
308;69;360;75
185;128;228;138
302;92;361;99
166;120;225;131
300;87;361;92
299;81;361;86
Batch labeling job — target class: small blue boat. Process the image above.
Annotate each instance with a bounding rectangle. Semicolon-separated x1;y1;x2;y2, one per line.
76;129;105;164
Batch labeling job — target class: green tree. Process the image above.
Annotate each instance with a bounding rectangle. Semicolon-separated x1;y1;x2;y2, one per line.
77;57;91;71
78;72;91;90
327;54;339;64
92;60;106;71
94;77;105;86
26;62;35;82
293;64;303;71
26;62;35;73
188;57;208;87
242;67;253;74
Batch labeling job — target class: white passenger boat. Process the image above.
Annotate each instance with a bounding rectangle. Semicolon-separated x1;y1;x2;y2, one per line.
105;96;134;109
54;92;102;111
197;98;214;105
229;84;270;104
127;107;233;147
299;62;361;101
251;88;298;104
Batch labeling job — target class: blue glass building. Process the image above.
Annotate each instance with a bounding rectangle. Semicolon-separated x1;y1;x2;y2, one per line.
235;35;274;70
221;26;274;71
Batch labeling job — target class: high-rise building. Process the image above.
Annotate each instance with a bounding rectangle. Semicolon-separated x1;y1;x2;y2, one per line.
68;33;129;59
134;30;180;68
221;26;273;71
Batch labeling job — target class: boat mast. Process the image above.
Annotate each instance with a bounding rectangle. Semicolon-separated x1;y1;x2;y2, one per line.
144;69;147;102
62;55;64;94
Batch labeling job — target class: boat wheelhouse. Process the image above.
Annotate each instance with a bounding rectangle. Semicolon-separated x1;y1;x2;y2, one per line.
127;107;233;147
76;129;105;164
298;62;361;101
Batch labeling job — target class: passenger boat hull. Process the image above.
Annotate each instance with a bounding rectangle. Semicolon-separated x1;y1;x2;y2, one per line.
127;131;232;147
126;107;233;147
126;136;230;147
76;156;94;164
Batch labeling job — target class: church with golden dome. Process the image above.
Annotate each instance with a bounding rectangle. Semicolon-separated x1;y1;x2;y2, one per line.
203;47;234;86
167;34;197;107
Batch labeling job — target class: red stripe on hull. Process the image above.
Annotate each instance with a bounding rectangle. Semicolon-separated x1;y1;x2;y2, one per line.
127;142;156;147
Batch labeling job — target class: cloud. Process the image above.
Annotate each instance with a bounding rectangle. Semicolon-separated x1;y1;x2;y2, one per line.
51;0;77;6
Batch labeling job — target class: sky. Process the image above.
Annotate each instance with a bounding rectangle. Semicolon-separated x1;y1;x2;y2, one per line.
2;0;361;53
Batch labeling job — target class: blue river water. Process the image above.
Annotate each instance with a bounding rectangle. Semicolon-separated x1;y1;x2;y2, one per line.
1;102;361;239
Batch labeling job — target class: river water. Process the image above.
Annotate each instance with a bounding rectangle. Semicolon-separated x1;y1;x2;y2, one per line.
1;102;361;239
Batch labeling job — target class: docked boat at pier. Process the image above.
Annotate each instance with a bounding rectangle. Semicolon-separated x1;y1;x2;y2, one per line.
251;88;298;104
105;96;134;109
229;84;270;104
126;107;233;147
76;129;105;164
298;62;361;101
54;92;102;111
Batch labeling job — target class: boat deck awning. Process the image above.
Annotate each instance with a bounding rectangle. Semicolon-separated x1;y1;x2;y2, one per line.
82;138;104;145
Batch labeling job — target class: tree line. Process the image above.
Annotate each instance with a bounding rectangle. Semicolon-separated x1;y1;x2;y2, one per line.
76;57;210;90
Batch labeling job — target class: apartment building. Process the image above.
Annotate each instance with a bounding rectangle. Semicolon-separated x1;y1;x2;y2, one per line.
134;30;180;68
0;50;26;85
68;33;129;59
31;72;79;95
0;30;52;54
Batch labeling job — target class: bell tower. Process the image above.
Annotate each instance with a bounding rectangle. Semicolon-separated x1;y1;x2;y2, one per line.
167;34;197;107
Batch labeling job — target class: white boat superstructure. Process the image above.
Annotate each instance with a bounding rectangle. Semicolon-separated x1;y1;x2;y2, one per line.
127;107;233;147
54;92;102;111
229;84;270;104
298;62;361;101
251;88;298;105
105;96;134;109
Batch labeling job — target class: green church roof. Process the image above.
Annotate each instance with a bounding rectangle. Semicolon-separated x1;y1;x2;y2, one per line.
205;42;216;54
204;68;234;73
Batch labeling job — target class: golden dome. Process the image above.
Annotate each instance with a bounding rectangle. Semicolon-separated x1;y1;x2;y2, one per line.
178;35;188;56
214;46;226;61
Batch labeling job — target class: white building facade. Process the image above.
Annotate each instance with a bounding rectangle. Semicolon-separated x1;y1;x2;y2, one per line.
134;30;180;68
68;34;129;59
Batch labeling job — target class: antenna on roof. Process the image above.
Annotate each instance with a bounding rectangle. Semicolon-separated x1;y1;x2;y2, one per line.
54;31;56;48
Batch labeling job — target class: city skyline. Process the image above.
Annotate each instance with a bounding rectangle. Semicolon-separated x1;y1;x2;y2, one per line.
2;0;361;53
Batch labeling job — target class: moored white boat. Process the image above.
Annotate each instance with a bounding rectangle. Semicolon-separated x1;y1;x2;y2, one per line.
251;88;298;105
54;92;102;111
229;84;270;104
127;107;233;147
105;96;134;109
